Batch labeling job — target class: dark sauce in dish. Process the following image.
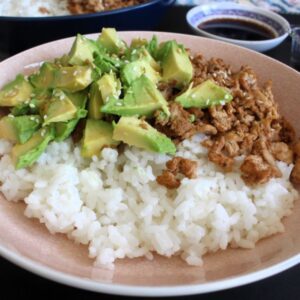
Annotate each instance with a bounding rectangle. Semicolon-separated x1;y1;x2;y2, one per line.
198;18;277;41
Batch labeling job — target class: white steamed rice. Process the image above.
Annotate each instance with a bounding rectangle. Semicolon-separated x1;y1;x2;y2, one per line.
0;134;298;268
0;0;69;17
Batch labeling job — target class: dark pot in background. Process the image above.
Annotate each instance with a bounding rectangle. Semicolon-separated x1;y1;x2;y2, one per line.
0;0;175;56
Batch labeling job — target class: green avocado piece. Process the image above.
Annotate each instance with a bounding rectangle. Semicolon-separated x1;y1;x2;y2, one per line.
30;63;94;92
175;80;233;108
54;91;88;141
101;76;169;117
11;89;51;116
68;34;100;66
88;72;121;120
97;28;126;54
121;48;161;86
0;75;33;107
11;126;55;169
81;119;119;158
30;63;57;90
0;115;42;144
159;41;193;88
113;116;176;155
54;65;94;92
41;90;78;125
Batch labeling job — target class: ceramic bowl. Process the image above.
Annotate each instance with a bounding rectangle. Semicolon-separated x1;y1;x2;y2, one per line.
0;0;175;55
186;2;291;52
0;32;300;296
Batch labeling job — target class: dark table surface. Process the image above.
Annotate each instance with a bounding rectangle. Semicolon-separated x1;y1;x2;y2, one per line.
0;5;300;300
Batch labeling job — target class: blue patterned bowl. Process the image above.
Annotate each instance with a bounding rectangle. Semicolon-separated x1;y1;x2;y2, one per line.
186;2;291;52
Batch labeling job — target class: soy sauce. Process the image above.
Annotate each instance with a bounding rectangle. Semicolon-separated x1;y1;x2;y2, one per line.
198;18;276;41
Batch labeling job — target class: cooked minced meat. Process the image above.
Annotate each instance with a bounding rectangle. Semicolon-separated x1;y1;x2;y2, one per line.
156;157;197;189
154;53;298;187
67;0;147;14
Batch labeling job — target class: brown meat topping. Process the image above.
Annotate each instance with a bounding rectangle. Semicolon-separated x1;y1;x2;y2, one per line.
153;53;297;187
67;0;147;14
290;159;300;184
157;157;198;189
240;155;274;185
156;170;180;189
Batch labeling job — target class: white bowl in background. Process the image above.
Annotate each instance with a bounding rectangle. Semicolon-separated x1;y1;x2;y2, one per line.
186;2;291;52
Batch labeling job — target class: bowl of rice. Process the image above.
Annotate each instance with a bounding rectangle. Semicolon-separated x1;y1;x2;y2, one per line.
0;0;175;55
0;31;299;296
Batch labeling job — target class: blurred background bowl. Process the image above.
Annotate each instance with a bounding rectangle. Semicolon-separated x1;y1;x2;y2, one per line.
186;2;291;52
0;0;175;56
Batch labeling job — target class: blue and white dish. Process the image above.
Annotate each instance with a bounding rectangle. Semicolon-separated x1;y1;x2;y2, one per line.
186;2;291;52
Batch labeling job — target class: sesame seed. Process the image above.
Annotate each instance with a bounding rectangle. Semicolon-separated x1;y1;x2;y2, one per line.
44;115;48;119
73;70;79;76
29;116;35;121
40;129;46;137
8;114;14;118
62;70;68;74
29;103;35;108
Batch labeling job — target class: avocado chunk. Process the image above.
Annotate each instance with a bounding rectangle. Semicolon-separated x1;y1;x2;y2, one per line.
88;72;121;119
0;115;42;144
81;119;119;158
11;89;51;116
68;34;100;66
11;126;55;169
101;75;169;117
41;90;78;125
159;41;193;88
97;28;126;54
0;75;33;107
121;58;160;86
54;91;88;141
113;116;176;154
54;66;94;92
30;63;57;90
175;80;233;108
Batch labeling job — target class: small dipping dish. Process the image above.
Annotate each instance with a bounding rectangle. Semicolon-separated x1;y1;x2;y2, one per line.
186;2;291;52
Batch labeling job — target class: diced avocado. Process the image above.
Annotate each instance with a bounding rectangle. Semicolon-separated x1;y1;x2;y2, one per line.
54;91;88;141
159;41;193;88
11;126;55;169
54;54;70;67
11;89;51;116
81;119;119;158
175;80;233;108
54;66;94;92
0;115;42;144
101;76;169;117
41;90;78;125
30;63;57;89
113;116;176;154
97;28;126;54
88;73;121;120
121;59;160;86
130;38;148;49
0;75;33;107
68;34;100;66
54;119;79;142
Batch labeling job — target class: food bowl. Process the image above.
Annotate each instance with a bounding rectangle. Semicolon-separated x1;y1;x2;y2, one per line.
0;0;175;56
0;32;300;296
186;2;291;52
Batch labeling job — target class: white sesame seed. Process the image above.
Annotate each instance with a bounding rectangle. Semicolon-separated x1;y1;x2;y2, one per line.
62;70;68;74
44;115;48;119
29;103;35;108
8;114;14;118
40;129;46;137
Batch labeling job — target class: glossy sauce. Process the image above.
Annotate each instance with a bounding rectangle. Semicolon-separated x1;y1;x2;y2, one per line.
198;18;276;41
